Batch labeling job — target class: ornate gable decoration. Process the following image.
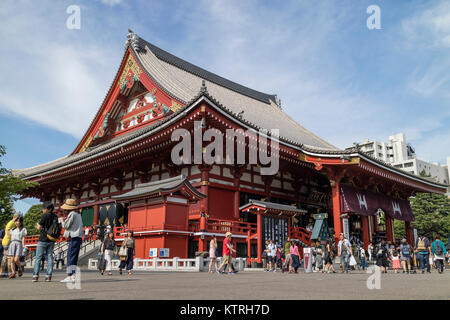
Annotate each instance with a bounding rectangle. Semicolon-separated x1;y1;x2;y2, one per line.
118;55;142;90
117;92;170;131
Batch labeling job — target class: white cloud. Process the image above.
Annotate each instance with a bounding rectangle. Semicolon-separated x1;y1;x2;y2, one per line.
408;59;450;96
0;1;117;139
0;0;447;165
99;0;123;7
412;130;450;164
165;1;390;150
402;2;450;48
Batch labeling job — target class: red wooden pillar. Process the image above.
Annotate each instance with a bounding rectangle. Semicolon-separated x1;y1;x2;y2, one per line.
405;221;413;246
331;181;342;243
199;211;207;252
362;215;370;250
234;189;240;220
257;213;262;263
386;216;393;243
232;167;243;220
200;166;210;216
93;204;99;225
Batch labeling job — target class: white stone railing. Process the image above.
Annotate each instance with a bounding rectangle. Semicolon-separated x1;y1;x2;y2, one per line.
88;257;247;272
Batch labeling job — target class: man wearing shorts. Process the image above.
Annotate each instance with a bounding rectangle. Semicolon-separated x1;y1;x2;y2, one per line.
217;232;236;274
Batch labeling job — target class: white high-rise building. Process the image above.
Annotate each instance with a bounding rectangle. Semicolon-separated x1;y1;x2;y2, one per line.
350;133;449;191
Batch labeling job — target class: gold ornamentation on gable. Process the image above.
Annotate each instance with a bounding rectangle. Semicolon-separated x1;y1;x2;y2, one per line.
170;100;183;112
79;135;94;153
118;55;143;89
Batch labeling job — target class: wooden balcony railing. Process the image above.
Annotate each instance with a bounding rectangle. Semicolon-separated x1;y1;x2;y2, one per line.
289;227;312;247
189;218;257;236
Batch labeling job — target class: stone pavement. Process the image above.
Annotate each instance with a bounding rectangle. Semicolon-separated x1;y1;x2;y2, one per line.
0;268;449;300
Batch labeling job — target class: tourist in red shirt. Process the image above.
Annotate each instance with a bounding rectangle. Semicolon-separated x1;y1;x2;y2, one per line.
217;232;236;274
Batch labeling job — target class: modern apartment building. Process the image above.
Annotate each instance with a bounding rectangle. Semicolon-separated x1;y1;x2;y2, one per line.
350;134;450;189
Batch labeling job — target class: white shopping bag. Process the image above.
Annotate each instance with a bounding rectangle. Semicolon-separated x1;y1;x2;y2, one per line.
349;255;357;266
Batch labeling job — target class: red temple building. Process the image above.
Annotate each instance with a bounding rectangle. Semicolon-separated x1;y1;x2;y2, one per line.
14;30;447;264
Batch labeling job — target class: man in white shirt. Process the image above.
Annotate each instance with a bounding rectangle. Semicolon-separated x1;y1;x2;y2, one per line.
338;233;352;273
84;227;90;242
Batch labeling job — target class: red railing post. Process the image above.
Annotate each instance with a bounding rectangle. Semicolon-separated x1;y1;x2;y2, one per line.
247;229;251;266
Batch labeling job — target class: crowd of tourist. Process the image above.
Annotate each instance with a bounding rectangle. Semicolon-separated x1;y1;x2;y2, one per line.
0;204;448;280
0;198;135;282
256;232;449;275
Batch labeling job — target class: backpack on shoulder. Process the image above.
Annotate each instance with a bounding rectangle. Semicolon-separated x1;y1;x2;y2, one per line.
435;241;443;256
417;237;426;251
46;215;62;242
401;245;410;257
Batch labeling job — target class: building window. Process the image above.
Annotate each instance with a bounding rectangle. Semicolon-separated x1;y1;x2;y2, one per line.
378;153;383;157
404;162;413;168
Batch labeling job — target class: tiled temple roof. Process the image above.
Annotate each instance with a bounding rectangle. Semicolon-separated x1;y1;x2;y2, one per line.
239;200;308;214
132;33;337;150
112;175;206;200
11;31;449;191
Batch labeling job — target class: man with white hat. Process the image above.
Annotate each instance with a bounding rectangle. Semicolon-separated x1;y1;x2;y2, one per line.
217;232;236;274
59;199;83;284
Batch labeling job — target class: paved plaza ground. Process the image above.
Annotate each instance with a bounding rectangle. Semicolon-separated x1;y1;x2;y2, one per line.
0;267;449;300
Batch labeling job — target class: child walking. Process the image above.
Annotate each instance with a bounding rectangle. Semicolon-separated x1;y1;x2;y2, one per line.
392;248;401;273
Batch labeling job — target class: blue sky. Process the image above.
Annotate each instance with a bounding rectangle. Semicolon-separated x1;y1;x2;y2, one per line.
1;0;449;213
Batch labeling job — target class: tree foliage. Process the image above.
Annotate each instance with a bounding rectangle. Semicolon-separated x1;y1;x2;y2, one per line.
395;193;450;245
419;169;431;178
23;204;43;236
0;145;39;229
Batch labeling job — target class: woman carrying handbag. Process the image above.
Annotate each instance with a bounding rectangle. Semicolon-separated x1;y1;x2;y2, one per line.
100;232;117;275
119;231;135;275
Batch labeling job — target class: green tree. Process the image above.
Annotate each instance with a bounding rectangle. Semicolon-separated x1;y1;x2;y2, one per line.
396;193;450;245
419;169;431;178
394;220;406;241
23;204;43;236
0;145;39;228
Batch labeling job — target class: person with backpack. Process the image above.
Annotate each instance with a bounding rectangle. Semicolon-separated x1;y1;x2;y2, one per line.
60;199;83;284
338;233;352;273
415;235;431;274
399;239;411;274
431;234;447;274
33;202;59;282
